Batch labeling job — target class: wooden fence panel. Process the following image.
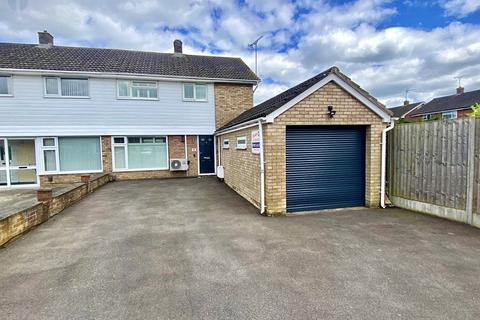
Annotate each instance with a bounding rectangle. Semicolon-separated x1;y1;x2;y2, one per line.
388;118;471;210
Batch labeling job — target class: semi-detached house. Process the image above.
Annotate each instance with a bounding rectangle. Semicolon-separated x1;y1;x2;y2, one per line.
0;31;258;188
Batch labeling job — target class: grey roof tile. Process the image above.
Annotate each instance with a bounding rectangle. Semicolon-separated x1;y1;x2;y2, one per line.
0;43;259;81
410;89;480;116
218;66;391;131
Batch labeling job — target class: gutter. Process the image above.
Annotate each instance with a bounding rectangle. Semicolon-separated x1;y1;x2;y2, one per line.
0;68;259;85
381;121;395;208
214;117;269;136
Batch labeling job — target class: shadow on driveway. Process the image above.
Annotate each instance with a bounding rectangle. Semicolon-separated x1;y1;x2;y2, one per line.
1;177;479;319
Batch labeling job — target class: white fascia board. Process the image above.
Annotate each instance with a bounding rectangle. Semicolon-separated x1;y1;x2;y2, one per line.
401;102;424;118
215;117;267;135
0;68;258;85
0;126;215;137
265;74;391;123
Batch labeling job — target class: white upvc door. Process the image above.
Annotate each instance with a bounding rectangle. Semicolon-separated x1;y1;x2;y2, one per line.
0;138;39;188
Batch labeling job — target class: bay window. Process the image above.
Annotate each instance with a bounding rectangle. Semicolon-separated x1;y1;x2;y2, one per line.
117;80;158;99
41;137;102;173
112;136;168;171
183;83;207;101
44;77;89;97
0;75;12;96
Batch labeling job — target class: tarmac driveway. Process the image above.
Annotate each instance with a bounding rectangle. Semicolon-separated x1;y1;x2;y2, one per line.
1;177;480;319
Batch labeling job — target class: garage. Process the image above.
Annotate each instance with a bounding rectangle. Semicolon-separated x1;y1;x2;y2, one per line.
286;126;366;212
216;66;393;215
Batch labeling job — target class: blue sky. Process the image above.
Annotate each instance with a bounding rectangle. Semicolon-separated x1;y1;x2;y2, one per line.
1;0;479;107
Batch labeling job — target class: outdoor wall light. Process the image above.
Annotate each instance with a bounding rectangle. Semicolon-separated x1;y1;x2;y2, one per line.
327;105;336;118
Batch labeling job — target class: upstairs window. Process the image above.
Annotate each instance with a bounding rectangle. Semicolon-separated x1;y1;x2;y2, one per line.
0;75;12;96
183;83;207;101
442;111;457;120
44;77;89;97
118;80;158;99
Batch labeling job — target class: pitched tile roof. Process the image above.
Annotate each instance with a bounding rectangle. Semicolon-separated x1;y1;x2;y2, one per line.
0;43;259;82
389;102;423;118
410;89;480;116
218;66;392;131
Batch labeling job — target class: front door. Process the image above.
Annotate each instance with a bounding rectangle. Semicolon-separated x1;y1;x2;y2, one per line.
0;138;38;187
199;135;215;175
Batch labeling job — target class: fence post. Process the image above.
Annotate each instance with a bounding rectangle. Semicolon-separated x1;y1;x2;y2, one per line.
465;118;475;225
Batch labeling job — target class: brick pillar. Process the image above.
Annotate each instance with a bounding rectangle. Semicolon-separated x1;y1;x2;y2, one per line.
37;188;53;202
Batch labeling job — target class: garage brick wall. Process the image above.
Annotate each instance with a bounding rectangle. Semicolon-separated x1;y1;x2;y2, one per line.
263;81;385;214
214;84;253;129
218;128;261;208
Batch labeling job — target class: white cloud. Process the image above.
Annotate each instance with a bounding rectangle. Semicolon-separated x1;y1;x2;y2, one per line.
440;0;480;17
0;0;479;108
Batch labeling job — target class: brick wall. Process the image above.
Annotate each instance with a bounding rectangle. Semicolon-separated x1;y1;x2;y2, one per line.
1;174;109;246
214;83;253;129
263;81;385;214
218;128;261;208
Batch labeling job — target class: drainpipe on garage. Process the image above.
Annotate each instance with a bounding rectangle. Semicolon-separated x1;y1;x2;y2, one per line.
380;121;395;208
258;120;266;214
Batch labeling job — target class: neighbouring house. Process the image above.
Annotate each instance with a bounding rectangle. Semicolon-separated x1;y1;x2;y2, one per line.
0;31;258;188
408;87;480;121
216;67;393;215
389;101;424;119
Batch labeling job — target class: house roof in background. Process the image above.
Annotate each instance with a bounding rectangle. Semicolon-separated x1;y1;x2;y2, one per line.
389;102;423;118
218;66;392;131
0;43;259;82
410;89;480;116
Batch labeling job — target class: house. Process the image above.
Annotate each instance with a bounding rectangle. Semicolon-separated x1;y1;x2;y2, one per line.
0;31;258;188
216;67;393;215
389;101;423;119
408;87;480;120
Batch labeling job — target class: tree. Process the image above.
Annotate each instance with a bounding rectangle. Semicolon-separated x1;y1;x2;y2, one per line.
469;103;480;117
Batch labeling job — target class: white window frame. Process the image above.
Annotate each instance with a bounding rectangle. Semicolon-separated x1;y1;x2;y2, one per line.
0;75;13;97
423;114;432;121
38;136;103;174
43;77;90;98
111;136;169;172
236;136;247;150
442;111;458;120
223;138;230;149
116;80;159;100
182;83;208;102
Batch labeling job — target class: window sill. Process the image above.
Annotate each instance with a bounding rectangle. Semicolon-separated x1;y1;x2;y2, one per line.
116;97;159;101
44;95;91;99
0;94;13;97
41;169;103;175
182;98;208;103
112;167;169;172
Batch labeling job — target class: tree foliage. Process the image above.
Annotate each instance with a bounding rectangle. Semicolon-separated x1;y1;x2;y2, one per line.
469;103;480;117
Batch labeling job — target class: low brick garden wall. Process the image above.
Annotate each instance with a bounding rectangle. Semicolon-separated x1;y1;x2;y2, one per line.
0;174;111;246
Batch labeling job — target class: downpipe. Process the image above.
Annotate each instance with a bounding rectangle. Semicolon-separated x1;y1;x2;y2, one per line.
381;121;395;208
258;120;266;214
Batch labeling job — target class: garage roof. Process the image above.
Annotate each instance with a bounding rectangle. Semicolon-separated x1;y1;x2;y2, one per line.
218;66;392;131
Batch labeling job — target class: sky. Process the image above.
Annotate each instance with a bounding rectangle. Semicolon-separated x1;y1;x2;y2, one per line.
1;0;479;107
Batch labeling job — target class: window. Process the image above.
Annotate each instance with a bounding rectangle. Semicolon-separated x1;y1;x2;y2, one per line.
423;114;432;121
44;77;89;97
223;139;230;149
0;75;12;96
112;136;168;171
41;137;102;173
442;111;457;120
117;80;158;99
183;83;207;101
236;136;247;150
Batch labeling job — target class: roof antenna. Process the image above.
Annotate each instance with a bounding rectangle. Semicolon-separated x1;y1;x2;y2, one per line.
404;88;415;106
248;35;263;93
454;76;463;88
